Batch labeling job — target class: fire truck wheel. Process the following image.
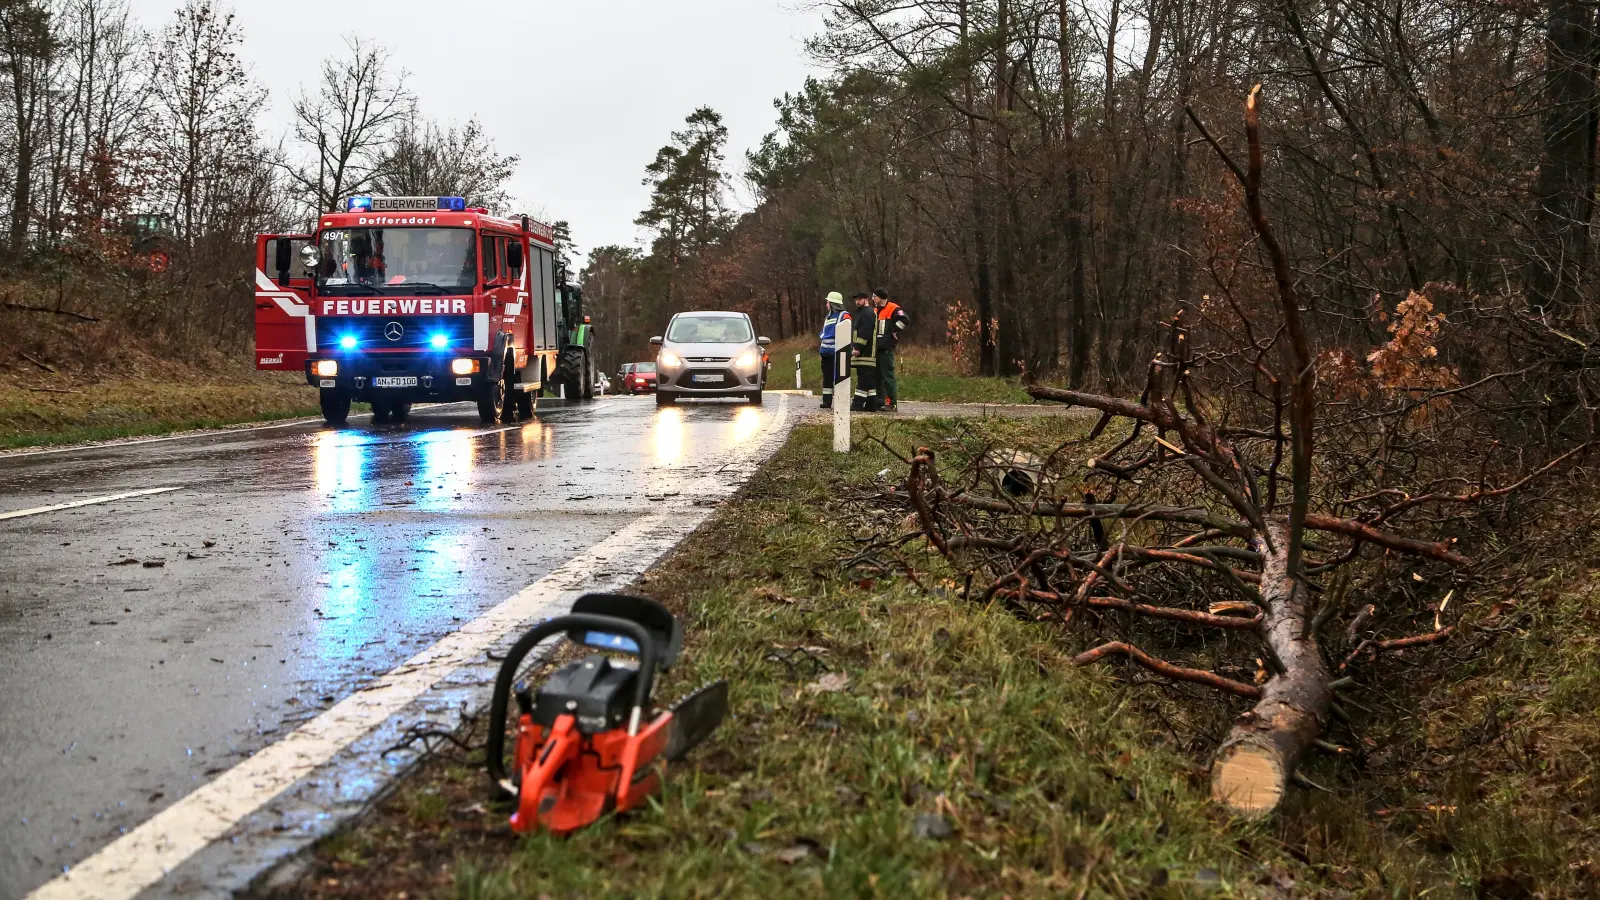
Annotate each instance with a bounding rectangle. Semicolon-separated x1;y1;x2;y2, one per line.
478;374;507;424
513;389;535;420
391;401;412;424
371;400;393;424
319;388;351;426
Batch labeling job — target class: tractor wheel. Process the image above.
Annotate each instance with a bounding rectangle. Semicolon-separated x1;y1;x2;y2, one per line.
320;388;351;426
552;346;586;400
581;352;595;400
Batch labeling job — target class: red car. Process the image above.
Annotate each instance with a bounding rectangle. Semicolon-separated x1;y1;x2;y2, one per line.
620;362;658;394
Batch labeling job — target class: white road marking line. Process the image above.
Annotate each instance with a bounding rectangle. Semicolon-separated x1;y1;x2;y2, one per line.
26;512;666;900
0;487;183;522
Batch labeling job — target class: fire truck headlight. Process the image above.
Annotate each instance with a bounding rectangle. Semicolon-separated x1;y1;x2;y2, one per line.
430;333;448;349
314;360;338;377
451;358;480;376
339;335;358;350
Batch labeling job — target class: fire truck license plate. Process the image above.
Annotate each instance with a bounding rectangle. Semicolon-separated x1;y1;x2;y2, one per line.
374;377;418;388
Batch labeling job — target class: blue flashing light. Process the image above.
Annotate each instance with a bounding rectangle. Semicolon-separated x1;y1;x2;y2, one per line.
339;335;358;350
583;631;640;653
437;196;467;212
430;333;448;349
344;196;373;212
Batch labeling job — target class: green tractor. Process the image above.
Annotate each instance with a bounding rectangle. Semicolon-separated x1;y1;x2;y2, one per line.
119;213;177;275
550;282;597;400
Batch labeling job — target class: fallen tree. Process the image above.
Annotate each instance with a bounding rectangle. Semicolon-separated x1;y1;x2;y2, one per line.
888;87;1591;817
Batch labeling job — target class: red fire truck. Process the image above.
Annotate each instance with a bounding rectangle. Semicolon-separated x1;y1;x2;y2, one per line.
254;196;597;426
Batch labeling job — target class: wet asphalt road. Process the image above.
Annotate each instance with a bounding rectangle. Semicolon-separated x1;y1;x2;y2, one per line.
0;395;791;899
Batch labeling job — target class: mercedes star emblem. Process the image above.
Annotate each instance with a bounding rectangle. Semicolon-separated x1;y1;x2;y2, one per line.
383;321;404;341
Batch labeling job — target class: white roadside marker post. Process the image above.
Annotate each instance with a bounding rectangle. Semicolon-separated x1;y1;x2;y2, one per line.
833;317;852;452
795;353;802;391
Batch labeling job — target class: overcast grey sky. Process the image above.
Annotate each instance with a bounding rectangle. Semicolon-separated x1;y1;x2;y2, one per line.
124;0;828;261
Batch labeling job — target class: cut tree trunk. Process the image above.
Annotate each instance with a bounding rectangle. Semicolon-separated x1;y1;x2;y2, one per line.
1210;521;1331;815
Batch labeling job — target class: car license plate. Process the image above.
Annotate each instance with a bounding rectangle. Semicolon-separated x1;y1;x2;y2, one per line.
374;376;418;388
692;373;720;384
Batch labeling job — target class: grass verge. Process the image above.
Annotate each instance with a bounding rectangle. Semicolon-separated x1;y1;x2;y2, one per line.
769;338;1034;405
277;417;1293;900
0;373;319;449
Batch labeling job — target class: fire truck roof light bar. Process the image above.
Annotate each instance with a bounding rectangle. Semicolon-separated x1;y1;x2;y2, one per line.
342;196;467;213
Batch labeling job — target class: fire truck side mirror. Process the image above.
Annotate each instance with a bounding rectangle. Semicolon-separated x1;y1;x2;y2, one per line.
274;239;292;276
506;241;523;272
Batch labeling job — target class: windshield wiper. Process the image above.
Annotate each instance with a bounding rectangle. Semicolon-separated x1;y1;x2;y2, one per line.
319;282;383;295
390;282;454;295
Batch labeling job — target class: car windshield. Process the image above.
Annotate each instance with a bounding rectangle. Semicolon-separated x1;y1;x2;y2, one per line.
666;315;753;344
635;362;657;373
316;227;476;295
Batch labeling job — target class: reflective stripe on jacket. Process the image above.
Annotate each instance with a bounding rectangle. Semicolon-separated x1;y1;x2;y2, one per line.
819;308;850;353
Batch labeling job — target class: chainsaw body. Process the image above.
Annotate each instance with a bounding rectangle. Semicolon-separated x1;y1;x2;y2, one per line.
486;594;725;835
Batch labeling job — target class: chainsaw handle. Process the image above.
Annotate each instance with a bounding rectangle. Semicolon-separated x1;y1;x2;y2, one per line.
486;613;658;798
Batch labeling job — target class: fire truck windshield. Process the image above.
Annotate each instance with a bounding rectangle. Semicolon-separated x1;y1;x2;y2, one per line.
316;227;477;295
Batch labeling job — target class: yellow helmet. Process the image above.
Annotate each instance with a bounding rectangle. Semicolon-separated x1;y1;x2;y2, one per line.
826;291;845;307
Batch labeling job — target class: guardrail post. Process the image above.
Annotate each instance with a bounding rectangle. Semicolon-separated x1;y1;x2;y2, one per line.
833;318;851;452
795;353;802;391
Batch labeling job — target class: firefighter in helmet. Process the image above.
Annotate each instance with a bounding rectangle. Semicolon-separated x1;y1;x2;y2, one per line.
818;291;851;409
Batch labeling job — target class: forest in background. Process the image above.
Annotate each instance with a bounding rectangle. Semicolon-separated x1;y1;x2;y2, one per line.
585;0;1600;393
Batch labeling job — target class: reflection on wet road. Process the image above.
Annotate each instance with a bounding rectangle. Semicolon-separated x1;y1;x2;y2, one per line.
0;395;792;899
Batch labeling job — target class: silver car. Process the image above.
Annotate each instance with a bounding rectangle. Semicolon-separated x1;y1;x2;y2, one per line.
650;311;770;406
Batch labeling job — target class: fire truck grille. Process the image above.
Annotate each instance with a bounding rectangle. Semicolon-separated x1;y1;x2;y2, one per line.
316;316;474;352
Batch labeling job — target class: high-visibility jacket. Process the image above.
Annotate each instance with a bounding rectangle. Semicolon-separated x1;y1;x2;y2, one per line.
876;301;909;351
819;308;850;353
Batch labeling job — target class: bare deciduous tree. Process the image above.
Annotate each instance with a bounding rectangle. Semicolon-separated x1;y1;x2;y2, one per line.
289;37;414;214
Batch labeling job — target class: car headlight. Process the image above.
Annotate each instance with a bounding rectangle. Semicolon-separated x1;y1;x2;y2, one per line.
734;350;759;370
451;358;480;376
659;350;683;368
314;360;338;377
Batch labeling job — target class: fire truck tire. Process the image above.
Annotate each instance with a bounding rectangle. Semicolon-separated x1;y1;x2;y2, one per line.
319;388;351;426
513;388;535;420
371;400;392;424
478;374;507;424
391;401;412;424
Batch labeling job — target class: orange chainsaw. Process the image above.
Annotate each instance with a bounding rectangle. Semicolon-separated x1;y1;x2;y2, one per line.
485;593;728;834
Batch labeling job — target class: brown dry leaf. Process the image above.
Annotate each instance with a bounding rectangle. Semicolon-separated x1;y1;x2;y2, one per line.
807;672;850;694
